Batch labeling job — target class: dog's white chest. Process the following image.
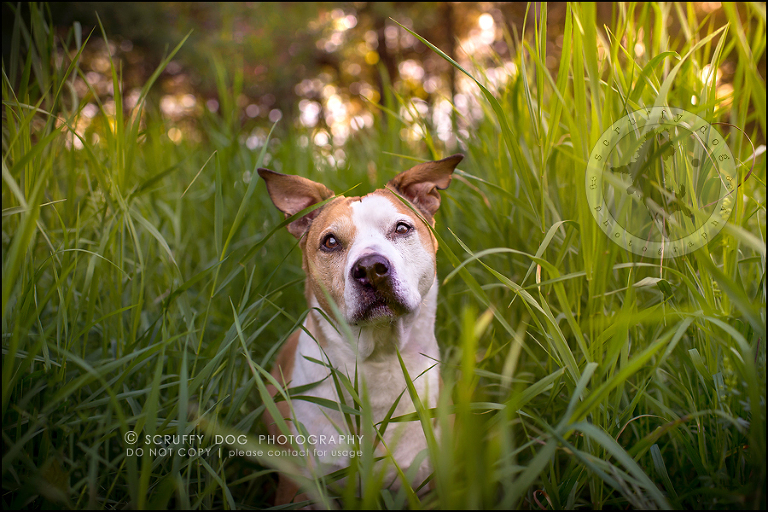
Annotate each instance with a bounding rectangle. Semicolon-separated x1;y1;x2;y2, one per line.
287;281;441;484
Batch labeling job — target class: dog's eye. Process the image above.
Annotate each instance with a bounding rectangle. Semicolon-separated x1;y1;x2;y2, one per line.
395;222;412;235
321;234;340;251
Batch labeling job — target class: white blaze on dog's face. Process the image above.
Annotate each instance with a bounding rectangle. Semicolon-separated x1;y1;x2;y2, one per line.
257;155;463;326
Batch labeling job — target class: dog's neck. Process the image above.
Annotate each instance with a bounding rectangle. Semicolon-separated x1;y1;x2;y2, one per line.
306;276;440;365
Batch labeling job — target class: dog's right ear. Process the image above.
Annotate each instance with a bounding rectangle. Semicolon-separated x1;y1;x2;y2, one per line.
257;168;335;238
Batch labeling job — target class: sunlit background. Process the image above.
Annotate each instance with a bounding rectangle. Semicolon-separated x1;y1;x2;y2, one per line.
1;2;749;170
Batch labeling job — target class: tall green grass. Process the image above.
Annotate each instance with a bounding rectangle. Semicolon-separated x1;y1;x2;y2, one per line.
3;2;765;509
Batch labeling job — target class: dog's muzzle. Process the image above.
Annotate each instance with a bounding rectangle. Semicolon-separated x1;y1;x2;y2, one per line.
349;254;408;323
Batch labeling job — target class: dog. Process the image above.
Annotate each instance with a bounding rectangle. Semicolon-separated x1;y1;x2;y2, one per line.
258;154;463;505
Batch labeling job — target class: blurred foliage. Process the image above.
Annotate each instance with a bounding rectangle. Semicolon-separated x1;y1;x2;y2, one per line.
3;3;566;144
3;2;758;151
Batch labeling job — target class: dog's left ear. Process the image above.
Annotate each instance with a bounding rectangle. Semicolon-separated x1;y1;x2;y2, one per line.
257;168;335;238
387;154;463;218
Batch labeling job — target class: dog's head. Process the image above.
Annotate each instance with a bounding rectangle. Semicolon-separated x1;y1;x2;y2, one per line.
258;155;463;326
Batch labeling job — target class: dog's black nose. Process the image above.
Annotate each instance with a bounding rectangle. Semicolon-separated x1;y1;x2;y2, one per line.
351;254;391;288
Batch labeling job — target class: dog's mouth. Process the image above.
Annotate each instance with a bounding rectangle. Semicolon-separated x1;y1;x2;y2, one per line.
350;289;409;325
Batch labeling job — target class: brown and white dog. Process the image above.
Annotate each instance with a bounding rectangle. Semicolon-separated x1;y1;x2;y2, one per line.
258;154;463;504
